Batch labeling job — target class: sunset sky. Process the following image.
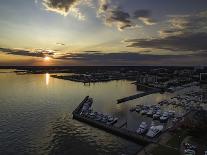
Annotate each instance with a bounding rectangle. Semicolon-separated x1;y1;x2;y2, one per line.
0;0;207;66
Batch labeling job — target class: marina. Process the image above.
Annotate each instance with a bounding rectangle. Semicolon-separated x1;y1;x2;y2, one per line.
72;94;192;146
73;96;155;145
72;83;205;154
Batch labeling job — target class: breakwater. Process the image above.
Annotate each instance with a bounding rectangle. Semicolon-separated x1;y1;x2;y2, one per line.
117;90;160;103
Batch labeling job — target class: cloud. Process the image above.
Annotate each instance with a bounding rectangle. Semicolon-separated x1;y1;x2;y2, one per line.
160;11;207;38
83;50;102;53
139;17;156;25
41;0;154;29
56;42;65;46
134;10;156;25
97;0;137;30
97;0;110;15
42;0;92;20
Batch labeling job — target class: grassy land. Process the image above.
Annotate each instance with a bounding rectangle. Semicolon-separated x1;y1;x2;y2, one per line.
150;145;180;155
151;130;189;155
167;130;189;148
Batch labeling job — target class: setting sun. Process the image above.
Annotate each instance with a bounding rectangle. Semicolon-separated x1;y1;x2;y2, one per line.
44;56;50;61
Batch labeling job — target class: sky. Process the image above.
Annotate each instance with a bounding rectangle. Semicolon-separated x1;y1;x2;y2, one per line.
0;0;207;66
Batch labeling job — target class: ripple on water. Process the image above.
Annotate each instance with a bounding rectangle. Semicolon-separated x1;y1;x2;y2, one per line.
45;116;142;155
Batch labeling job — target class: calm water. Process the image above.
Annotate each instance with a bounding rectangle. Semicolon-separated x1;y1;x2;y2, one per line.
0;69;183;155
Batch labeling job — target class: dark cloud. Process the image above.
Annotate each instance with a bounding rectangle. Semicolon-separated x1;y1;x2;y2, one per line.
83;51;102;53
55;51;207;65
42;0;88;19
43;0;78;13
126;32;207;52
97;1;156;29
134;10;151;18
0;48;55;58
1;47;206;65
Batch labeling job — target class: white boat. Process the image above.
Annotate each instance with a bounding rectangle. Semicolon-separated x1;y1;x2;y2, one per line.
107;116;114;122
136;122;148;134
146;125;164;138
81;97;93;113
160;112;169;122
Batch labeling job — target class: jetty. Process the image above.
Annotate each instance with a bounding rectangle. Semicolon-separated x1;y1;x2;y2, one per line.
72;97;158;145
117;89;160;104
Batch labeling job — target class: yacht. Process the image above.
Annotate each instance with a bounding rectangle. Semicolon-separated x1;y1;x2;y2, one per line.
81;97;93;113
153;110;162;120
168;110;175;117
135;107;142;113
129;107;136;112
146;108;154;117
136;122;148;134
146;125;164;138
107;116;114;122
140;109;148;115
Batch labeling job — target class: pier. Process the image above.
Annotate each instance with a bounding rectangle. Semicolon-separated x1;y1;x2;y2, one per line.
72;97;156;146
117;89;160;104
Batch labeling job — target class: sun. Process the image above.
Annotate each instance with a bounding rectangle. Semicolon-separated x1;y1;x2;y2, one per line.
44;56;50;61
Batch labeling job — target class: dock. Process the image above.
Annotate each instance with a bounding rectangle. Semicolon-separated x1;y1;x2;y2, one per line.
117;90;160;104
72;97;157;146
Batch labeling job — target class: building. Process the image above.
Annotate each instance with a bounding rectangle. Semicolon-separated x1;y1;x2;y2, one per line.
200;73;207;103
137;75;157;84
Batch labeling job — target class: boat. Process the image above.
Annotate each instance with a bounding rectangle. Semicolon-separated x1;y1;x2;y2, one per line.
160;112;169;122
140;109;148;115
136;122;148;134
108;117;118;125
168;110;175;117
129;107;136;112
81;97;93;113
107;116;114;122
146;108;154;117
153;110;162;120
168;87;175;93
172;118;178;123
146;125;164;138
135;107;142;113
101;116;108;123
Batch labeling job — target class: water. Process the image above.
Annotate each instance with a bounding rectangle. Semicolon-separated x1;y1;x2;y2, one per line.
0;69;187;155
0;70;141;155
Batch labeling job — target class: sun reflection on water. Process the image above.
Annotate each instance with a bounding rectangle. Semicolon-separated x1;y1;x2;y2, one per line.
46;73;50;85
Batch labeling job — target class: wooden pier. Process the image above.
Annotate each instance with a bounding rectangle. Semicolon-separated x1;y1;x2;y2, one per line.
72;97;156;146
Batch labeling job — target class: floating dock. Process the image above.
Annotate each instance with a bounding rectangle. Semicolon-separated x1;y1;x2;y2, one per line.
72;97;157;145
